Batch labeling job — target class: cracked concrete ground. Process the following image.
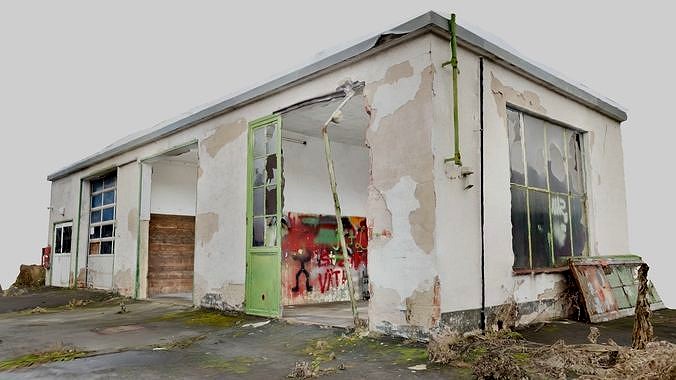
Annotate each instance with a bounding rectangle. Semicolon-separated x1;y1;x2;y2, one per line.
0;290;464;379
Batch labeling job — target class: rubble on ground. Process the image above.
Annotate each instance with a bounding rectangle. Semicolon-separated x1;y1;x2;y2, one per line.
428;328;676;379
3;265;45;296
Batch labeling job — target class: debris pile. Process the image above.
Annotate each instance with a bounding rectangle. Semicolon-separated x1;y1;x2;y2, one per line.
428;329;676;379
3;265;45;296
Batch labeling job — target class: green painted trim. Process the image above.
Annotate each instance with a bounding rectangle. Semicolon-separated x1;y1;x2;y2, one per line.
245;114;282;318
134;161;143;299
72;179;83;288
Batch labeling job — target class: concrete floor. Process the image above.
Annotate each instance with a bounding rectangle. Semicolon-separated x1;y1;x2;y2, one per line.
282;301;368;328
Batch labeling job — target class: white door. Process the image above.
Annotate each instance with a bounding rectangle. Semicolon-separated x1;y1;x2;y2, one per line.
51;222;73;287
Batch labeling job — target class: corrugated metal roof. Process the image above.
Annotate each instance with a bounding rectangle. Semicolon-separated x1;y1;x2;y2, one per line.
47;11;627;181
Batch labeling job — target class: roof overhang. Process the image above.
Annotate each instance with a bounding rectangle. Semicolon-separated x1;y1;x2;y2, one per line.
47;11;627;181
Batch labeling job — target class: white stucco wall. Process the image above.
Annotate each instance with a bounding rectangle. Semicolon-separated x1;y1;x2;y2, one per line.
150;161;198;216
45;29;630;335
282;133;368;217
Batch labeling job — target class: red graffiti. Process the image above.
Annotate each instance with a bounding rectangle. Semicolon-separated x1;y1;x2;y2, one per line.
281;212;368;305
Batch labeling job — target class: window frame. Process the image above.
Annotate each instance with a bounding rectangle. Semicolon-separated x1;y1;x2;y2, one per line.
507;107;589;271
87;172;117;255
53;221;73;255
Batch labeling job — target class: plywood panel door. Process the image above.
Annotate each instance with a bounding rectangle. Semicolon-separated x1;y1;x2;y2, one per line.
147;213;195;297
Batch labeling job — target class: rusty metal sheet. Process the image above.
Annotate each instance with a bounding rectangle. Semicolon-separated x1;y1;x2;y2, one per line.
568;255;665;323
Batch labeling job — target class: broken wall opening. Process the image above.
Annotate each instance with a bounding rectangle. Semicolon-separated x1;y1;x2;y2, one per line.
278;91;370;325
144;144;199;300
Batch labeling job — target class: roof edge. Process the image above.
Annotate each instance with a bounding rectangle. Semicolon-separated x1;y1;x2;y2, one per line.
47;11;627;181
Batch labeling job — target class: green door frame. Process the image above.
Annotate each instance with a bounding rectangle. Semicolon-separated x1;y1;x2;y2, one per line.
245;114;282;317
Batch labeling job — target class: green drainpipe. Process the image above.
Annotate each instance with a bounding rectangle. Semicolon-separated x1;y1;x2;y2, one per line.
443;13;462;167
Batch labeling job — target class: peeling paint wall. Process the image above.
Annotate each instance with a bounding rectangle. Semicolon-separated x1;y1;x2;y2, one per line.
480;47;629;327
45;30;629;337
46;176;79;287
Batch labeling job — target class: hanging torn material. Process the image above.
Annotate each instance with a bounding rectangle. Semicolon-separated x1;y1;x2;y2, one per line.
568;255;664;323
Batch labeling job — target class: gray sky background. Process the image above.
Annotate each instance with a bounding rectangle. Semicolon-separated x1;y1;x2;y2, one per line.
1;1;673;307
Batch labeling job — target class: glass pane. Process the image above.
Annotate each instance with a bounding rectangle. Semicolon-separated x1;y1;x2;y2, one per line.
507;109;525;185
265;216;278;247
102;207;115;221
55;227;62;254
265;154;277;186
547;124;567;193
91;210;101;223
101;224;114;238
568;132;584;194
510;186;530;269
252;217;265;246
253;127;266;157
523;114;547;189
89;242;100;255
253;187;264;216
253;158;266;187
550;193;571;260
266;123;278;155
102;190;115;205
90;226;101;239
104;175;116;189
91;193;103;208
91;179;104;193
266;185;277;215
571;196;588;256
529;190;551;268
62;226;72;253
100;241;113;254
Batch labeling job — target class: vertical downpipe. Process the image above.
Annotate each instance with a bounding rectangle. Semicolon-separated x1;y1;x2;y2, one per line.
479;57;486;332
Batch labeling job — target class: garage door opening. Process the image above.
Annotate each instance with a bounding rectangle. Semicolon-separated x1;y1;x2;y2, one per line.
144;144;198;301
278;87;370;328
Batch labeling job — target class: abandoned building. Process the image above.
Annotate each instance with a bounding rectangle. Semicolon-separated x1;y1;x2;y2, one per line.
44;11;635;337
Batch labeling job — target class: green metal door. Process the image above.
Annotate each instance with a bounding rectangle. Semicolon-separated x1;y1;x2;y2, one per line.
245;115;282;317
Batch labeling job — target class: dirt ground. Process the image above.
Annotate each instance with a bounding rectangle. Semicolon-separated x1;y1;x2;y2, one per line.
0;289;673;379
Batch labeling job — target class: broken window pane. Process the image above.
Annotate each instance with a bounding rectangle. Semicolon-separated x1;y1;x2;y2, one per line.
523;114;547;189
507;109;525;185
55;227;62;254
266;185;277;215
265;216;278;247
253;187;264;216
265;154;277;186
102;207;115;221
529;190;551;268
510;186;530;269
253;158;266;187
62;226;72;253
570;196;588;256
568;132;584;195
90;226;101;239
550;193;571;260
254;127;266;157
91;193;102;208
101;224;114;238
266;123;278;155
103;190;115;205
100;241;113;254
547;124;567;193
252;217;264;246
89;242;100;255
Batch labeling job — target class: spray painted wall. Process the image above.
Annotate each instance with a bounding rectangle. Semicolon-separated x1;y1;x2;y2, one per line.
150;160;198;216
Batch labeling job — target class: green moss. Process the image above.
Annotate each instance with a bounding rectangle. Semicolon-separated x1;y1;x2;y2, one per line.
511;352;530;364
155;335;206;350
152;309;245;328
0;349;88;371
202;355;256;374
466;347;488;362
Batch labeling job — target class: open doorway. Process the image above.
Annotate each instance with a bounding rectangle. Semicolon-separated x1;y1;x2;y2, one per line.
143;144;199;301
278;89;370;327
